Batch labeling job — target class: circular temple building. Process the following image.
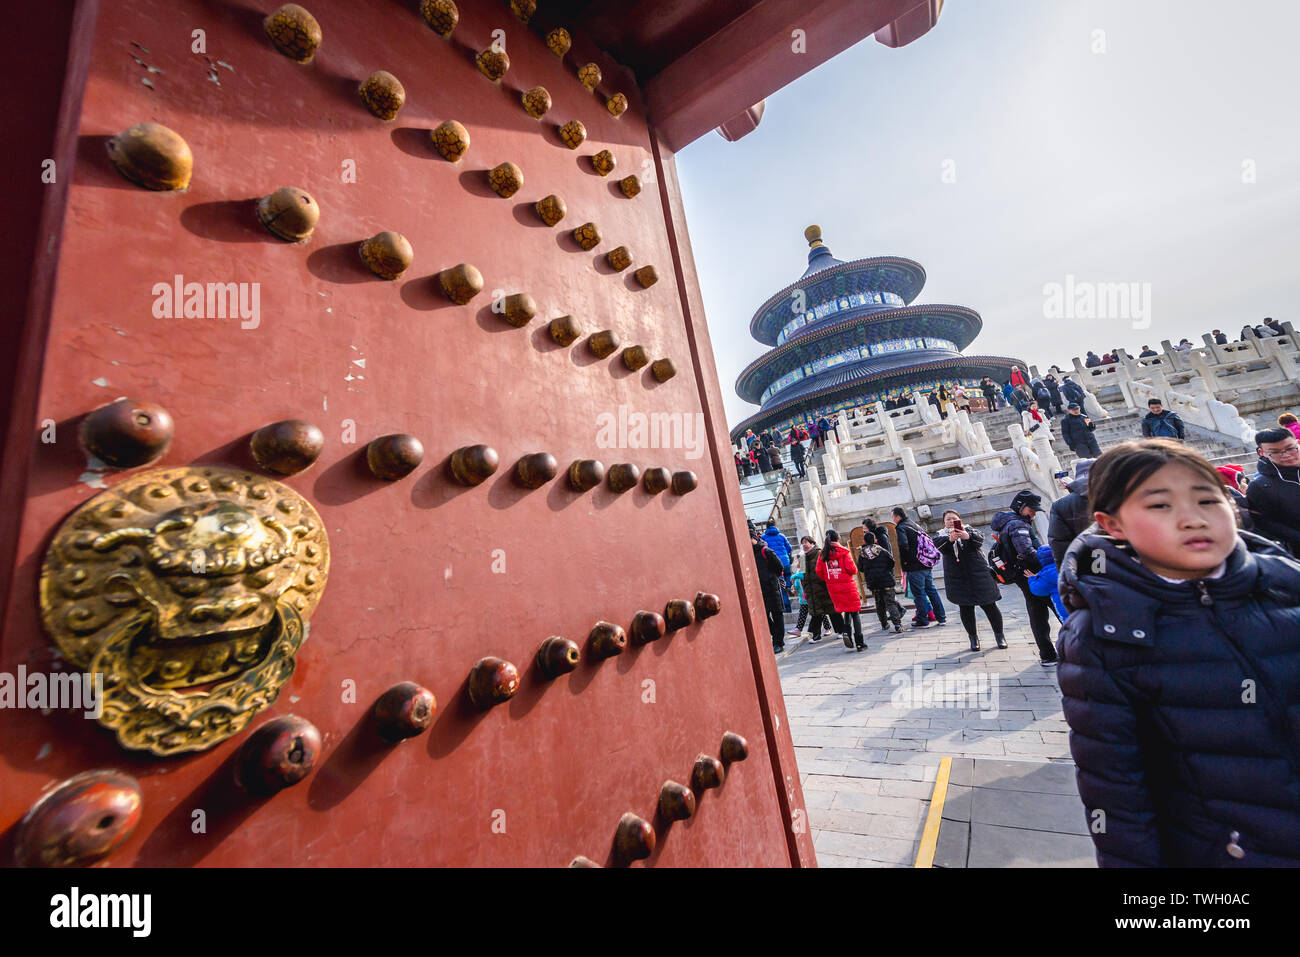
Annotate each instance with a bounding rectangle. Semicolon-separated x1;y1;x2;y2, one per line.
730;227;1025;442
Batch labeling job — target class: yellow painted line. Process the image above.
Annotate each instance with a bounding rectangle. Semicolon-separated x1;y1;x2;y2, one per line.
913;756;953;868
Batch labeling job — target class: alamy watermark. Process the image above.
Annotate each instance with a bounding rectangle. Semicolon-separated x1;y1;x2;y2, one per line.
1042;274;1151;329
152;273;260;329
890;665;999;718
0;667;103;718
595;406;706;459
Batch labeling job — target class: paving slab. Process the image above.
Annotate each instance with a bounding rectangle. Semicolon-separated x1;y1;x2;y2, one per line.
967;822;1097;868
777;595;1084;868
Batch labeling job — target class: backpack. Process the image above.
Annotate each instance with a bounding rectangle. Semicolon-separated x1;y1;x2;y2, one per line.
914;529;941;568
986;529;1022;584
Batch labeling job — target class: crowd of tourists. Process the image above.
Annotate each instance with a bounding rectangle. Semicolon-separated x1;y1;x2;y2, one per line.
1081;319;1285;369
749;413;1300;867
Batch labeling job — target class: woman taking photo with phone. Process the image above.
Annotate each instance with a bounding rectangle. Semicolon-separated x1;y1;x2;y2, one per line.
1058;439;1300;866
936;509;1006;651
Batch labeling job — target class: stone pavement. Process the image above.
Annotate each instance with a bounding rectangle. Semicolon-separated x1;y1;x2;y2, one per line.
776;586;1097;868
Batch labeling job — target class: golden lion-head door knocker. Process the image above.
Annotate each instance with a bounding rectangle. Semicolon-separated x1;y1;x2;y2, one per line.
39;467;328;756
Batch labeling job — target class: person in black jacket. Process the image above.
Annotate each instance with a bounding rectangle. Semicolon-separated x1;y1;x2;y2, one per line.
751;527;788;652
858;519;903;633
789;434;807;477
1140;398;1185;440
1057;438;1300;866
936;510;1004;651
979;377;999;411
1245;428;1300;556
1059;403;1102;458
1060;375;1086;408
1048;459;1094;567
1043;375;1064;416
990;491;1057;665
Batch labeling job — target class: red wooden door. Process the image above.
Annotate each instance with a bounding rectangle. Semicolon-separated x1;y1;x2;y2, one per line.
0;0;811;867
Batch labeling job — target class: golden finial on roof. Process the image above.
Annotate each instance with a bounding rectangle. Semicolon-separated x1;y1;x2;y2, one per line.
804;225;824;248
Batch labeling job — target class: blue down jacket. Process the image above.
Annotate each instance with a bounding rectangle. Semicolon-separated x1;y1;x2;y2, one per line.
1056;526;1300;867
762;526;792;575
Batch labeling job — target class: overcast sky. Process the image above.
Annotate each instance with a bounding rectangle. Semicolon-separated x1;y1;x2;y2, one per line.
676;0;1300;429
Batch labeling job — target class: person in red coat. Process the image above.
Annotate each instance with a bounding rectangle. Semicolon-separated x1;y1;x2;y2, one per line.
816;529;866;651
1010;366;1028;390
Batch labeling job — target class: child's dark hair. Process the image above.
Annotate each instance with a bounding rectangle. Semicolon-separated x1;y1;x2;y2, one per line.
1279;413;1298;426
1088;440;1228;515
823;529;839;554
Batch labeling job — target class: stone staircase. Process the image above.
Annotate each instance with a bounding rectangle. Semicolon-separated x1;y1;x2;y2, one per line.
767;391;1275;553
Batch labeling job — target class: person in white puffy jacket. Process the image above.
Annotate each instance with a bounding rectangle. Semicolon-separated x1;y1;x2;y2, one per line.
1021;400;1054;441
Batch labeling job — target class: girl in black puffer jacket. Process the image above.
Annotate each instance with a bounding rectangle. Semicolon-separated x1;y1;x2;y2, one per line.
1057;439;1300;867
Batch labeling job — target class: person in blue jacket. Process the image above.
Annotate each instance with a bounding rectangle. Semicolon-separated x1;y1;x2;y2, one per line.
1057;438;1300;867
762;521;793;612
1027;544;1067;622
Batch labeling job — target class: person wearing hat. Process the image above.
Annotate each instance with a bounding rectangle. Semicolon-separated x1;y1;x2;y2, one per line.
1059;402;1101;459
1215;463;1254;532
990;490;1059;666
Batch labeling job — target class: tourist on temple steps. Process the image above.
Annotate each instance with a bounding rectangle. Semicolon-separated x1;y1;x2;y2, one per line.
1140;398;1185;441
1277;412;1300;443
1085;350;1102;368
750;526;788;654
816;414;835;444
990;491;1058;666
1138;345;1159;359
1048;458;1094;567
754;442;771;473
1245;428;1300;557
1042;374;1065;415
789;431;807;477
1254;317;1281;338
1032;380;1055;417
936;509;1004;652
858;522;904;634
815;529;866;651
1009;384;1031;414
1056;439;1300;866
980;377;999;411
892;506;947;628
808;418;822;449
1060;403;1101;459
1010;365;1029;389
1060;374;1086;409
1212;329;1228;345
1021;400;1053;441
799;536;843;643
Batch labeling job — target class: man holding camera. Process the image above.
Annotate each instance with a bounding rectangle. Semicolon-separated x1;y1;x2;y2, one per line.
1060;402;1102;458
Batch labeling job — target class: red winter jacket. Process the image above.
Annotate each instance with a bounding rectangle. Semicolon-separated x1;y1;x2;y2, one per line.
816;544;862;612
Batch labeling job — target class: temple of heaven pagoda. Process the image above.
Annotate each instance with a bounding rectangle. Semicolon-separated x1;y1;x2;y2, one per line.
729;227;1026;442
